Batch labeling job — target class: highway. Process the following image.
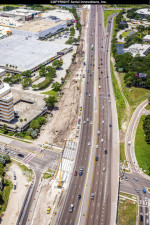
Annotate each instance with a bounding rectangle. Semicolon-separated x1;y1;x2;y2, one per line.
85;5;113;225
56;5;96;225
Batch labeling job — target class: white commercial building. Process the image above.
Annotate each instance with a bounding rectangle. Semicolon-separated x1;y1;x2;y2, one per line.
12;20;67;39
0;68;6;77
0;81;15;122
143;34;150;42
136;8;150;18
124;44;150;57
3;9;41;21
41;9;73;21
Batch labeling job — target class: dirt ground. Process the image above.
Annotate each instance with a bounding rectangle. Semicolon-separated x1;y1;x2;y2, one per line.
1;163;30;225
32;179;62;225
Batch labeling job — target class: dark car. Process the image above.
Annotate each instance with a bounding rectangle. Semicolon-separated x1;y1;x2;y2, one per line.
78;194;81;199
79;171;83;176
109;124;112;127
95;156;98;161
140;214;143;221
105;150;107;154
18;153;24;158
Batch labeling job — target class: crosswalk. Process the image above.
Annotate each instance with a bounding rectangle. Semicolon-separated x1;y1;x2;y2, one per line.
23;154;35;163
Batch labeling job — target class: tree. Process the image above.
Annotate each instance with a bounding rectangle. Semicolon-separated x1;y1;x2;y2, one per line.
52;82;61;91
52;60;63;70
3;155;10;164
30;130;38;139
44;95;58;108
21;77;32;88
46;66;56;76
0;164;4;176
30;120;40;129
22;70;31;78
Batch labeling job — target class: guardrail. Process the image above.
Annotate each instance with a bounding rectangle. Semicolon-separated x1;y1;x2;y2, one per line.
16;183;32;225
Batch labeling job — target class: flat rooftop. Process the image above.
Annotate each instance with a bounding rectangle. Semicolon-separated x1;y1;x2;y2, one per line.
0;35;71;72
143;34;150;40
124;44;150;57
3;8;41;17
136;8;150;15
15;20;65;33
41;9;73;21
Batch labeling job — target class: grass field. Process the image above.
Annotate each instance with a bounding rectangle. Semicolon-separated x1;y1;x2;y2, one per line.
145;104;150;110
119;73;150;112
120;143;127;166
104;10;121;28
111;61;126;130
0;180;13;215
122;31;130;37
135;115;150;175
117;192;137;225
0;4;21;7
42;90;57;97
105;4;150;8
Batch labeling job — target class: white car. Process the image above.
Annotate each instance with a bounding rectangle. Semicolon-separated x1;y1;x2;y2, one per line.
109;100;111;103
102;106;104;109
103;167;106;172
102;120;104;124
99;86;101;89
87;118;89;122
88;142;91;146
90;121;92;125
128;141;131;145
89;94;91;97
96;145;99;149
83;121;86;124
101;139;104;143
97;131;100;135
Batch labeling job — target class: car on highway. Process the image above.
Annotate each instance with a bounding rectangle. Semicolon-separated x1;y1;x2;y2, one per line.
87;118;89;122
108;93;110;97
103;167;106;172
90;121;92;125
89;94;91;97
101;139;104;143
125;177;128;181
74;171;77;176
95;156;98;161
140;213;143;221
108;100;111;103
102;106;104;109
47;206;51;214
109;124;112;127
83;121;86;124
69;204;74;212
146;218;149;224
78;194;81;199
79;171;83;176
105;150;107;154
133;177;138;181
88;142;91;146
96;145;99;149
99;86;101;89
18;153;24;158
128;141;131;145
80;167;84;171
135;188;139;193
97;131;100;135
143;188;146;193
102;120;104;124
91;193;94;199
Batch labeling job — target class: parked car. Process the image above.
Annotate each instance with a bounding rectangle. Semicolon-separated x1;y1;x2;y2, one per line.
47;206;51;214
69;204;74;212
74;171;77;176
18;153;24;158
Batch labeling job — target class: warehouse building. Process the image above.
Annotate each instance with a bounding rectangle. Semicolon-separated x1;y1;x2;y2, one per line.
136;8;150;18
12;19;67;39
143;34;150;43
41;9;73;21
0;81;15;122
0;35;72;73
124;44;150;57
3;8;41;21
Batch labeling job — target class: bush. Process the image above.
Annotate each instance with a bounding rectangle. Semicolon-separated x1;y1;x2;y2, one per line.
37;77;52;90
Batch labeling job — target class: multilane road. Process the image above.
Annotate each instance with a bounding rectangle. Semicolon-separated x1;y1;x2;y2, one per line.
57;5;96;225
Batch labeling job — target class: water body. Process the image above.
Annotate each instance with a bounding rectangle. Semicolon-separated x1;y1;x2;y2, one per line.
116;44;125;55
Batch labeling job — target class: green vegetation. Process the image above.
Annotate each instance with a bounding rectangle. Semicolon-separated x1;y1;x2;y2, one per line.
104;10;121;27
111;61;126;130
2;5;20;11
52;60;63;70
126;8;140;20
145;104;150;110
42;168;55;179
33;77;52;90
117;192;137;225
26;4;55;11
143;115;150;144
122;31;130;37
0;179;13;215
135;115;150;175
42;90;57;96
120;143;126;165
44;95;58;109
52;82;61;92
17;163;33;182
21;77;32;88
148;188;150;192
